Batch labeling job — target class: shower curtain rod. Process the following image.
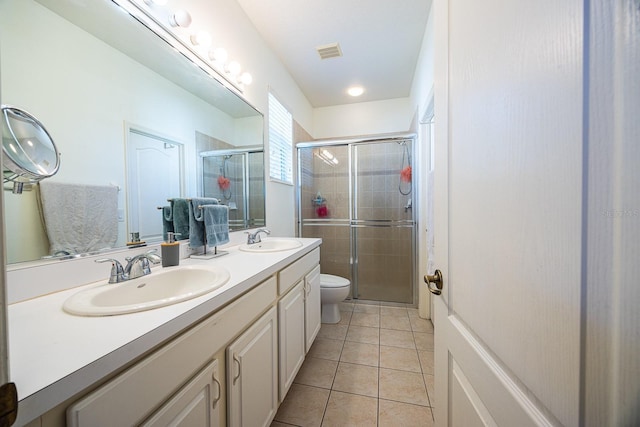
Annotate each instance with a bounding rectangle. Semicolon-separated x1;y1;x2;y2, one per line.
296;132;416;149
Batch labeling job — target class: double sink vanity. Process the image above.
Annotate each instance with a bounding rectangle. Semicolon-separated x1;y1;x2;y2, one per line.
9;237;321;426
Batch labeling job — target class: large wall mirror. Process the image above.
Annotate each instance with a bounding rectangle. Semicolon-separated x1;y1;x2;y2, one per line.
0;0;265;264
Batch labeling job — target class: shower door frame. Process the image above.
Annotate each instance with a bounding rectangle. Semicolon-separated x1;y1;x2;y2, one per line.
297;133;418;305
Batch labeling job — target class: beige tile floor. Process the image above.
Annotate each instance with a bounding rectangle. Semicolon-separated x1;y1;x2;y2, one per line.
272;300;435;427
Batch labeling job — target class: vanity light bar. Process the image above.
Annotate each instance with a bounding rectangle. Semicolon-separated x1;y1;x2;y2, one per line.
113;0;251;93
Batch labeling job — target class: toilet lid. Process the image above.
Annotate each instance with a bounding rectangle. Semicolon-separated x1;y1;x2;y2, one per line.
320;274;350;288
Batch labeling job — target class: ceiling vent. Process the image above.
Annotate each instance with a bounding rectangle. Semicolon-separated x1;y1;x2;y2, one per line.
316;43;343;60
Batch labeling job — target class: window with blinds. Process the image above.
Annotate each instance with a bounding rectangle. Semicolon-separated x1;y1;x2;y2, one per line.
268;92;293;184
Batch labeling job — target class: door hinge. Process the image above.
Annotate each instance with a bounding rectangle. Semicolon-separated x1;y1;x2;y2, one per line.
0;382;17;427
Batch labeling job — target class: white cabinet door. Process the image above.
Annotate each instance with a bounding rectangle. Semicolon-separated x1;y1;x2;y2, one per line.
227;306;278;427
304;265;321;353
278;280;306;401
142;359;221;427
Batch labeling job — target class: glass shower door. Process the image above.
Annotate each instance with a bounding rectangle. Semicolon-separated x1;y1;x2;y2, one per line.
352;141;414;303
298;145;353;289
353;225;414;303
298;138;415;304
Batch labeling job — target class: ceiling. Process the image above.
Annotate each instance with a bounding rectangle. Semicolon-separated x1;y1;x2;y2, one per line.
236;0;432;108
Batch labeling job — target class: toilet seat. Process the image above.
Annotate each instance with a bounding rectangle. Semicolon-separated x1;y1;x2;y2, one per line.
320;274;350;288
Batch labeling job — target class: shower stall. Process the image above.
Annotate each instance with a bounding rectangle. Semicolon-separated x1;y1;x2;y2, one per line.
297;135;416;304
201;147;265;230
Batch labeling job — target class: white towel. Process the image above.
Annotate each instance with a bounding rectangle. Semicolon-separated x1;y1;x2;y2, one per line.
39;182;119;255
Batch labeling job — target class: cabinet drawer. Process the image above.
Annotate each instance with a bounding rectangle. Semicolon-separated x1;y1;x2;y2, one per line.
67;276;277;427
278;248;320;295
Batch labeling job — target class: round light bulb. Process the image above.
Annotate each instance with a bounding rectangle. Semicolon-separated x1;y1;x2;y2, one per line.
169;9;192;28
209;47;228;64
239;72;253;85
227;61;241;76
347;86;364;97
190;31;212;48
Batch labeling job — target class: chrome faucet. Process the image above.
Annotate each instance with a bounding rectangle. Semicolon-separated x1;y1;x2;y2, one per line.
245;228;270;244
125;250;162;279
96;249;161;283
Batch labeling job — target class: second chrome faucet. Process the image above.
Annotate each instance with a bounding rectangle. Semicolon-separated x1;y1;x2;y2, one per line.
245;228;270;244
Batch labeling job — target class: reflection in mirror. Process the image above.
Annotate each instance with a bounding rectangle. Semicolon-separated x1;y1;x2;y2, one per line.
0;0;264;265
201;147;265;230
126;126;185;244
1;105;60;193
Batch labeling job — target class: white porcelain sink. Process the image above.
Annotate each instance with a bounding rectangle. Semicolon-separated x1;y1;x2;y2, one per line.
63;265;230;316
238;238;303;253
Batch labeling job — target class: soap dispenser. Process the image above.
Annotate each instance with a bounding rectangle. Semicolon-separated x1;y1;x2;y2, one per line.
161;232;180;267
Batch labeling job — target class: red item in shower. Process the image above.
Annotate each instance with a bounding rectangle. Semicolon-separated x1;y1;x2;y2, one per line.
400;166;412;183
316;205;328;217
217;175;230;190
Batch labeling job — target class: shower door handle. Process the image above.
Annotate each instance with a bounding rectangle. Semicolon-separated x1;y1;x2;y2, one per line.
424;269;443;295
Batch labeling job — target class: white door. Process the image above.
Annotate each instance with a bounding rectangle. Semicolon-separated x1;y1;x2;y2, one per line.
126;127;183;242
431;0;584;425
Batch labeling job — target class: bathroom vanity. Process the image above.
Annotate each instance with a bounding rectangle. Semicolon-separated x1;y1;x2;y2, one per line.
9;238;321;426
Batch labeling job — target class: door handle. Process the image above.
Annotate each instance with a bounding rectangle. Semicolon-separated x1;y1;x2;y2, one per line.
424;269;443;295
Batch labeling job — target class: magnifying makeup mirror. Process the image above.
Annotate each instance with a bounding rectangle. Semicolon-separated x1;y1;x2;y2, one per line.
1;105;60;193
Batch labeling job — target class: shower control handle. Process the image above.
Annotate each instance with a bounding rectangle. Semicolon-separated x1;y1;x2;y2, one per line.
425;269;443;295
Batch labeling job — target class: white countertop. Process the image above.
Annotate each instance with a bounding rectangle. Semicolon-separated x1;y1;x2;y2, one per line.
9;238;321;425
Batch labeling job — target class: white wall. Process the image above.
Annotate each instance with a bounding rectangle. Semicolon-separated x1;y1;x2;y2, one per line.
312;98;413;139
410;8;436;118
406;6;435;318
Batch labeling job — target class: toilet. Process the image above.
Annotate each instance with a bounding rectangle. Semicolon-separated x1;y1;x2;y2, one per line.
320;274;351;324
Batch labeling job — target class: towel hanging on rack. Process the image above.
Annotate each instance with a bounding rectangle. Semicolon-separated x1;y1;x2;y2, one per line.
201;204;230;247
38;181;118;255
188;197;219;247
169;198;190;241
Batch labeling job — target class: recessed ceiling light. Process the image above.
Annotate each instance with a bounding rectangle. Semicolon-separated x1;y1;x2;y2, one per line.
347;86;364;97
